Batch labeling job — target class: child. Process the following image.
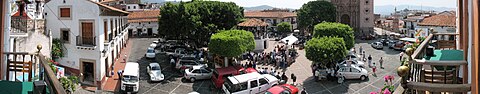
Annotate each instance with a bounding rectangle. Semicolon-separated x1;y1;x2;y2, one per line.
372;63;377;77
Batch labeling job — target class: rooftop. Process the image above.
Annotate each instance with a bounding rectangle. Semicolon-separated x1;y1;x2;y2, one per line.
418;12;455;27
238;18;268;27
128;10;160;23
88;0;129;14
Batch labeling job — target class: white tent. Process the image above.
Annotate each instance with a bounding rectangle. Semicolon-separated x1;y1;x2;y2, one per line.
280;35;298;45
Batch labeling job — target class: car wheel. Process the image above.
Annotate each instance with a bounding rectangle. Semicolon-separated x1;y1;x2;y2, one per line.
337;77;345;84
190;77;196;82
360;75;367;80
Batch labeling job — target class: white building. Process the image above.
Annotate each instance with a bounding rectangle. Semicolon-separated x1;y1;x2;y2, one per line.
244;9;297;32
417;11;456;40
127;10;159;36
44;0;129;87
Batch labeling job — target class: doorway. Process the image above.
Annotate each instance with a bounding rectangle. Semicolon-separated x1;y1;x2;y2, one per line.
81;61;95;85
105;58;109;77
147;28;153;36
128;29;132;37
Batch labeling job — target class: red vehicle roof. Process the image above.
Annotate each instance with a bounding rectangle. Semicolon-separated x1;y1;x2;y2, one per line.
214;66;239;75
266;84;299;94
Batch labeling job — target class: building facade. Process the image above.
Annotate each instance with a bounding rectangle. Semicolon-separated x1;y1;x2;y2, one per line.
127;10;159;37
244;9;297;32
44;0;129;88
330;0;374;37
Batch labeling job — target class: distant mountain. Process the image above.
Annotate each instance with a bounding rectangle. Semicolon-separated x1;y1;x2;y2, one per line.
374;5;456;15
141;0;165;4
244;5;276;11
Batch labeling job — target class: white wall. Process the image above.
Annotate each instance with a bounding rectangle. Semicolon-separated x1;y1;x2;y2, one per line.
417;26;456;33
127;21;158;36
126;4;141;12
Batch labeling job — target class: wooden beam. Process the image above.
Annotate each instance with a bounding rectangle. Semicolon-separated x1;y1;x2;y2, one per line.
406;82;471;92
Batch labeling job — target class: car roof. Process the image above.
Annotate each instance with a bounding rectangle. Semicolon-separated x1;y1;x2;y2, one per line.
215;66;239;75
149;63;160;67
191;65;205;69
227;72;263;84
124;62;139;76
147;47;154;50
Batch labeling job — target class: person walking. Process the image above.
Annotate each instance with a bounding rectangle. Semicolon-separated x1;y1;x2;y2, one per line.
400;52;404;61
359;46;363;55
379;57;384;69
368;55;372;67
362;51;366;61
372;63;377;77
117;70;123;79
291;73;297;85
170;57;176;69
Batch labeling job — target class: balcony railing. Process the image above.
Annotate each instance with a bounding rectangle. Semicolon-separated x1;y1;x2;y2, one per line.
3;47;66;94
396;33;471;94
76;36;96;47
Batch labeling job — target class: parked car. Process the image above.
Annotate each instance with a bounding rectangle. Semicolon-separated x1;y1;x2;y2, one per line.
388;40;399;49
176;60;206;70
212;66;241;88
345;53;358;61
147;63;164;82
379;39;388;46
145;47;156;59
371;42;384;49
392;41;406;51
184;65;213;82
121;62;140;93
337;60;365;68
150;41;159;48
222;72;279;94
265;84;299;94
336;64;368;83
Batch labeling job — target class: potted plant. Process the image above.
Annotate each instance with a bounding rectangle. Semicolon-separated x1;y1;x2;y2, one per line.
52;39;64;60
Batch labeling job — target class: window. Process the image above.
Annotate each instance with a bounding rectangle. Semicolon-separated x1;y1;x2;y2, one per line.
192;70;201;73
59;7;71;18
365;18;370;21
128;6;130;9
365;9;369;13
104;20;108;41
259;78;268;85
61;29;70;43
80;22;94;45
365;0;369;4
110;19;114;37
250;80;258;88
133;6;136;9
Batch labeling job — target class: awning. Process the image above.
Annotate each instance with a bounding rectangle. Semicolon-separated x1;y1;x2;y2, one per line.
399;37;416;43
280;35;298;45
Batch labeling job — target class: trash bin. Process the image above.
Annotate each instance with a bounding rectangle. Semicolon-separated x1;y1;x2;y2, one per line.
33;81;46;94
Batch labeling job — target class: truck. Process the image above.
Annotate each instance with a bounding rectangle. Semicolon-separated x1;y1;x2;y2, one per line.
121;62;140;93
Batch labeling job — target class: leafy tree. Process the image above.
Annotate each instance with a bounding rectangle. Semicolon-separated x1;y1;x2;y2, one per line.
208;30;255;57
158;1;244;47
277;22;292;35
313;22;355;49
305;36;347;67
297;0;336;32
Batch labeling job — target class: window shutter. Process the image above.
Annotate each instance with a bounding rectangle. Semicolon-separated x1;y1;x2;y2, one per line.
60;8;70;17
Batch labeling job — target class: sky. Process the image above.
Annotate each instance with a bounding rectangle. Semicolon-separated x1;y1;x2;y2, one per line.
163;0;457;9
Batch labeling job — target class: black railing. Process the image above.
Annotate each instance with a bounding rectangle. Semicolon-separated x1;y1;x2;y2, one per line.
76;36;96;47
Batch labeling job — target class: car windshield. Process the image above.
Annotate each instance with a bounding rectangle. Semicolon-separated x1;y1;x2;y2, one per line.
265;92;274;94
122;75;139;83
224;79;246;93
152;66;161;70
147;49;154;53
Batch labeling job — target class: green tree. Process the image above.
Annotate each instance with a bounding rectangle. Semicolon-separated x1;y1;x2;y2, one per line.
208;30;255;57
313;22;355;49
297;0;336;32
277;22;292;35
305;36;347;67
158;1;244;47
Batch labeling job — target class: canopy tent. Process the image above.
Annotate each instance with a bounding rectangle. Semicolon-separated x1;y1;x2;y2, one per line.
280;35;298;45
399;37;417;43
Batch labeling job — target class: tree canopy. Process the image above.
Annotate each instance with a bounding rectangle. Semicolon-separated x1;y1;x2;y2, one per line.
277;22;292;33
313;22;355;49
305;36;347;67
208;30;255;57
159;1;244;47
297;0;336;32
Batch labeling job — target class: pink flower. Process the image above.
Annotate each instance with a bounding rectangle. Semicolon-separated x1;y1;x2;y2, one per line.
384;75;389;81
389;75;395;81
384;89;392;94
370;92;378;94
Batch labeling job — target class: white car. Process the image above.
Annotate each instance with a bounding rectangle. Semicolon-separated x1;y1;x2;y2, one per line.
150;41;159;48
145;47;156;59
147;63;165;82
184;65;213;82
371;42;383;49
336;64;368;83
337;60;365;68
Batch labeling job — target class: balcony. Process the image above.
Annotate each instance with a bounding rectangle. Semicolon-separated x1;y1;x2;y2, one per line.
395;33;471;94
0;48;67;93
76;36;97;50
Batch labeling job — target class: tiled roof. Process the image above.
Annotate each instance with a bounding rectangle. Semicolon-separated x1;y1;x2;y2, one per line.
418;13;456;27
88;0;129;14
244;11;296;18
238;18;268;27
11;11;31;19
128;10;160;23
99;0;118;3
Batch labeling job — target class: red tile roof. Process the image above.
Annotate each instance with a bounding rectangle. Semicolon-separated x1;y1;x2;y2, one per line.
244;11;296;18
418;13;456;27
128;10;160;23
238;18;268;27
11;11;31;19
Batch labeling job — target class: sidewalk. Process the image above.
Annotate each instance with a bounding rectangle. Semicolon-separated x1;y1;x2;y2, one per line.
102;39;132;92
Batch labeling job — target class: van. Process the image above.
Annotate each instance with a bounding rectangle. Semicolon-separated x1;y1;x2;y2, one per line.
121;62;140;93
222;72;279;94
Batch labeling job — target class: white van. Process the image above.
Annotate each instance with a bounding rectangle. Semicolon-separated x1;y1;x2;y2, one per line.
121;62;140;93
222;72;279;94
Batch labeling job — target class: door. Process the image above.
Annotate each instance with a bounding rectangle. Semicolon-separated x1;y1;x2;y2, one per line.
147;28;153;36
200;69;211;79
249;80;259;94
191;69;201;79
351;68;362;78
258;78;269;92
82;61;95;84
81;22;94;45
128;29;133;37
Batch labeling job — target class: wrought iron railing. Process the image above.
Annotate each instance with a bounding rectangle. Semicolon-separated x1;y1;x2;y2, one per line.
76;36;96;47
396;33;471;94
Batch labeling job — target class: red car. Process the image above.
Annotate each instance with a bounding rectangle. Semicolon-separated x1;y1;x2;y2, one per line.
211;65;259;88
265;84;299;94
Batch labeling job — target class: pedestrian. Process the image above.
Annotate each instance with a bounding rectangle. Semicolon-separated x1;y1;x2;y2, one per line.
123;54;127;63
330;67;336;81
253;61;257;69
372;63;377;77
248;62;253;68
368;55;372;67
110;69;115;77
117;70;123;79
362;51;366;61
301;87;307;94
379;57;384;69
282;73;288;83
400;52;404;61
275;72;281;79
291;73;297;85
359;46;363;55
170;57;176;69
311;64;317;76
